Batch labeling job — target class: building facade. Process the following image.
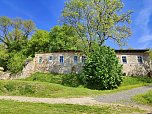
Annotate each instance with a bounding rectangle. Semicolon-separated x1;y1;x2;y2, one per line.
32;49;151;76
116;49;151;76
33;51;86;74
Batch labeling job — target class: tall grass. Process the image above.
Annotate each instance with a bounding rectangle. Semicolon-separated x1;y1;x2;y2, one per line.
133;90;152;106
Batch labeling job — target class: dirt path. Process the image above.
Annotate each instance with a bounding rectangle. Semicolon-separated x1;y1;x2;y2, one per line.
0;85;151;112
95;85;152;104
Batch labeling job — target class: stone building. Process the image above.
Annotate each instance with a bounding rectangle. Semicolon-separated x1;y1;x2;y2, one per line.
33;49;151;76
116;49;151;76
1;49;151;80
33;50;86;74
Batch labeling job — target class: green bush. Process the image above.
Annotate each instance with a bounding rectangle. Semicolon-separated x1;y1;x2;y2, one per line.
61;73;81;87
80;46;123;90
7;52;27;73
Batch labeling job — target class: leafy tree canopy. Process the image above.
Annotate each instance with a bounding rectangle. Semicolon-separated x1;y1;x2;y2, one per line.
49;25;85;52
62;0;133;50
27;30;50;56
0;16;35;52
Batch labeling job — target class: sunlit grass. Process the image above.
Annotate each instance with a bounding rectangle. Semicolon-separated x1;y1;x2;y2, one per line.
0;100;145;114
133;90;152;106
0;75;151;98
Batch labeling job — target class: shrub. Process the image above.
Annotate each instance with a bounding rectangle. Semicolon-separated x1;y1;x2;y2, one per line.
7;52;27;73
62;73;81;87
80;46;123;90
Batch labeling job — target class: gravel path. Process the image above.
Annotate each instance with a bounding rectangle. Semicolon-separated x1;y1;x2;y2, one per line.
0;85;151;111
0;96;102;105
95;85;152;104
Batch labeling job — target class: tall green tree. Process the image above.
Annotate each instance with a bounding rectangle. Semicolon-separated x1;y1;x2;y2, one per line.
27;30;50;57
62;0;133;50
0;16;35;52
0;16;35;72
49;25;85;52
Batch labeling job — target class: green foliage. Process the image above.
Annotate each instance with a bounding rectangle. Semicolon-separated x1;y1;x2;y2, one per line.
61;73;81;87
0;75;151;98
62;0;133;49
25;72;81;87
25;72;63;84
133;90;152;106
49;25;84;52
19;85;35;95
0;16;35;51
121;76;152;86
0;45;9;71
7;52;26;73
149;49;152;60
0;16;35;73
28;30;50;56
80;46;123;90
4;82;15;92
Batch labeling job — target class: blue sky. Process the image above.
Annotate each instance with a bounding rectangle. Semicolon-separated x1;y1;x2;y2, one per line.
0;0;152;49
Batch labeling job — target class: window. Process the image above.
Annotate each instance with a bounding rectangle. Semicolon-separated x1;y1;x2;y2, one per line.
74;56;78;64
137;56;143;64
122;56;127;64
48;56;53;62
59;56;64;63
38;57;43;64
82;56;86;63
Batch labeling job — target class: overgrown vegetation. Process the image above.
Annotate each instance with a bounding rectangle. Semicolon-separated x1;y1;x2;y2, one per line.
4;73;149;98
24;72;81;87
0;17;84;73
80;46;123;90
0;100;145;114
25;72;63;84
133;90;152;106
61;73;81;87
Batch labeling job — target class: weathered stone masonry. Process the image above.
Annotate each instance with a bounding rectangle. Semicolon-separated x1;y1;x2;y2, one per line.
0;49;151;80
34;49;151;76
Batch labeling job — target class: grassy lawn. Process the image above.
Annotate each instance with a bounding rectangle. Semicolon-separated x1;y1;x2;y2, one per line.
0;73;151;98
133;90;152;106
0;100;145;114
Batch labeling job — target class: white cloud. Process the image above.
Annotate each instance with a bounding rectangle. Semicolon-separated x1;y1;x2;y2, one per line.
136;0;152;47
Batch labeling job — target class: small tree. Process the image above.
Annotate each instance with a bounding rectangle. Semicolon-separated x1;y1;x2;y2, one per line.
7;52;26;73
80;46;123;90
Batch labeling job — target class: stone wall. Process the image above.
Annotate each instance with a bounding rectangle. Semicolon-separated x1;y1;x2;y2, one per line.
116;52;151;76
10;60;35;79
0;71;11;80
32;51;152;76
0;59;35;80
34;52;85;74
0;51;151;80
